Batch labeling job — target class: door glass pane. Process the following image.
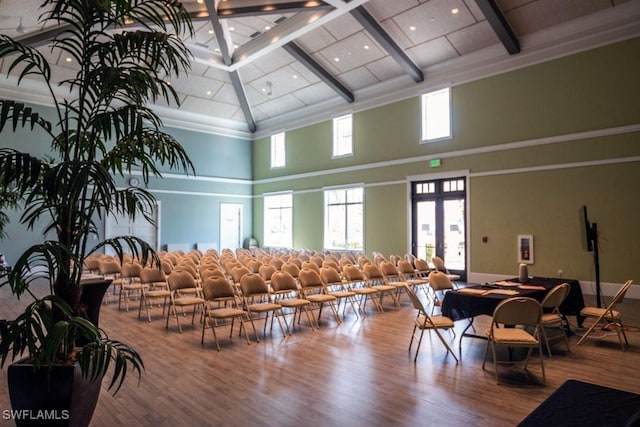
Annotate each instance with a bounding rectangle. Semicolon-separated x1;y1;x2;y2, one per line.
443;198;465;270
416;201;436;261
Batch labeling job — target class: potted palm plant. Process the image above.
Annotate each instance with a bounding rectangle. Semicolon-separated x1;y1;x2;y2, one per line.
0;0;195;424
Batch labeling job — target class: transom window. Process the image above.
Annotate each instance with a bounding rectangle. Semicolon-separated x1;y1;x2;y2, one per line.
332;114;353;157
421;87;452;142
263;193;292;248
270;132;285;169
324;186;363;250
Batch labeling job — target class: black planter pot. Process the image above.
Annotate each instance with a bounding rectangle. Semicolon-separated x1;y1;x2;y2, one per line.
78;277;112;327
7;360;102;427
5;278;111;427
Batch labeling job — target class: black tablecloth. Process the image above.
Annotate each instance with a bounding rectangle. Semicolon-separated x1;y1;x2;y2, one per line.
518;379;640;426
441;277;584;321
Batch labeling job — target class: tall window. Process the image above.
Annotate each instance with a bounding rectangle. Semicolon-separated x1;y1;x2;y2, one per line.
421;87;451;142
324;186;363;250
332;114;353;157
270;132;286;169
264;193;292;248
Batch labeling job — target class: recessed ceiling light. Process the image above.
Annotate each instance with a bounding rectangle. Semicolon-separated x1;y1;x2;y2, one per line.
363;45;370;50
451;7;459;14
334;57;340;62
265;25;271;31
65;57;73;63
208;29;214;34
214;48;221;52
206;90;212;96
409;25;416;31
292;75;298;79
229;26;235;31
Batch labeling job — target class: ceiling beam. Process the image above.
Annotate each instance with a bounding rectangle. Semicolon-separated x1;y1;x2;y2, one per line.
474;0;520;55
216;1;333;18
230;70;257;133
204;0;256;132
282;42;354;103
350;6;423;83
231;0;370;70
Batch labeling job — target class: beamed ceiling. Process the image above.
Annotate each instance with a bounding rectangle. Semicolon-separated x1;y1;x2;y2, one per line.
1;0;639;138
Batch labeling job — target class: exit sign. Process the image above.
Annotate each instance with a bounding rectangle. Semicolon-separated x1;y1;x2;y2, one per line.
430;158;441;167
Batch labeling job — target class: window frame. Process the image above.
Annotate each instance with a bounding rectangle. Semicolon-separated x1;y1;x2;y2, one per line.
323;185;364;251
332;113;353;158
270;131;286;169
420;87;452;143
263;192;293;248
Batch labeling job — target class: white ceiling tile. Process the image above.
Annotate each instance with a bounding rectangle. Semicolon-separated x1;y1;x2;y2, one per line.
237;62;266;84
504;0;613;36
289;61;322;85
248;65;311;98
322;14;362;40
212;83;238;105
317;31;387;73
338;67;380;91
407;37;459;68
463;0;487;22
180;97;239;119
203;66;232;83
393;0;477;45
255;93;306;117
292;82;337;106
251;48;295;74
366;56;407;81
378;16;415;49
296;26;338;53
446;21;500;55
169;74;223;98
365;0;421;21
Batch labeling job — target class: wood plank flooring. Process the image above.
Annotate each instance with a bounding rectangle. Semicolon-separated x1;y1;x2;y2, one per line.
1;281;639;426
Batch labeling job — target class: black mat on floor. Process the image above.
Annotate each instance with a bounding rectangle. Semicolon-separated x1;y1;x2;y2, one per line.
518;379;640;427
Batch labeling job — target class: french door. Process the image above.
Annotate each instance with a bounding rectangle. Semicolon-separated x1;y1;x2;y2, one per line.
411;177;466;280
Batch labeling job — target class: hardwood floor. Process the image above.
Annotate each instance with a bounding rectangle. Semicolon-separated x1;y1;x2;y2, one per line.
1;282;639;426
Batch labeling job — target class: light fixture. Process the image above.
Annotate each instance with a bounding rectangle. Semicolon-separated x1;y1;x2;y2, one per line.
262;81;273;96
16;17;27;34
451;7;459;14
409;25;416;31
363;45;370;50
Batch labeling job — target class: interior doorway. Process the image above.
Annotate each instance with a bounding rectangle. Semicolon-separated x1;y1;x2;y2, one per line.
220;203;243;251
411;177;466;280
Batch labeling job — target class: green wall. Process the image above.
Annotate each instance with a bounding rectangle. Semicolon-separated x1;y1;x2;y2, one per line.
252;37;640;284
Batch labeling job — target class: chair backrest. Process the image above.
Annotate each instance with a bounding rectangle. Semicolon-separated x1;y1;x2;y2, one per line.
607;280;633;309
245;259;262;274
270;271;298;293
239;273;270;297
231;265;251;284
99;259;121;276
310;256;324;267
380;261;401;279
357;256;371;268
269;258;284;271
493;297;542;326
176;263;198;279
140;266;166;285
298;268;324;290
258;264;277;282
281;262;301;278
414;258;430;274
121;262;143;280
301;261;320;273
363;263;384;281
540;283;571;310
322;260;340;271
431;256;447;272
405;286;427;315
200;267;225;282
343;264;364;282
396;259;415;276
428;271;453;291
320;266;342;285
167;270;197;291
287;257;303;268
202;276;236;301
